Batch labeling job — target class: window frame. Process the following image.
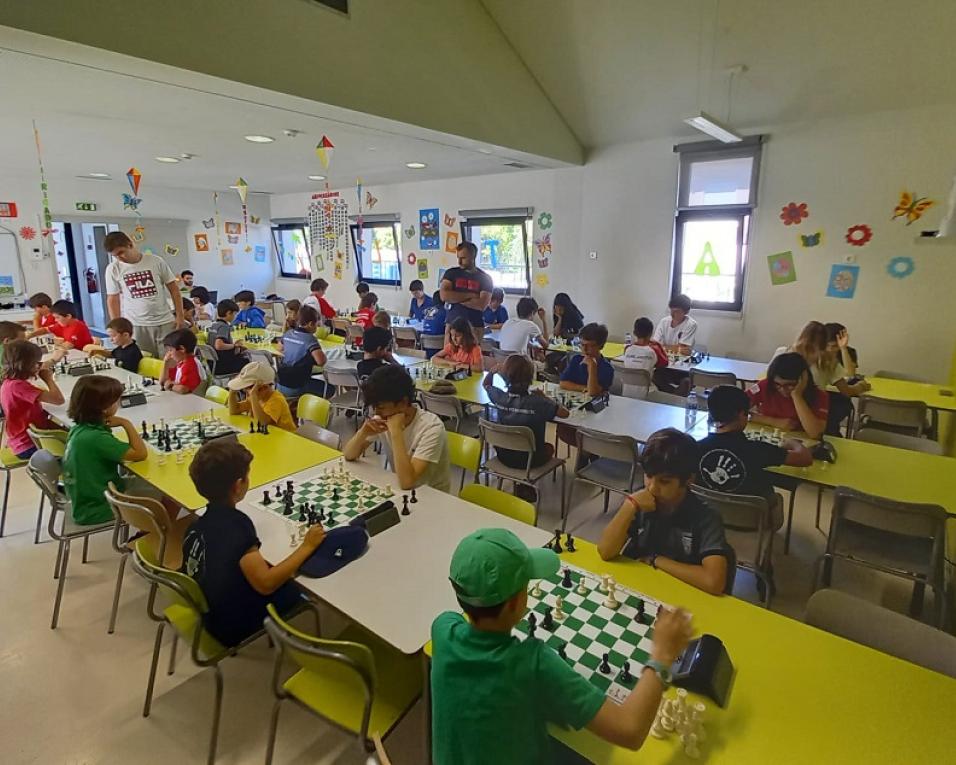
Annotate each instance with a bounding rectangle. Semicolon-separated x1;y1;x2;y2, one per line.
458;214;532;296
270;222;312;280
671;138;762;313
349;220;403;287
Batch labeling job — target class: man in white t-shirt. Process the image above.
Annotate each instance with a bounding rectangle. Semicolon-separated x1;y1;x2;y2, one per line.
652;293;698;353
343;364;451;493
497;297;549;357
104;231;184;357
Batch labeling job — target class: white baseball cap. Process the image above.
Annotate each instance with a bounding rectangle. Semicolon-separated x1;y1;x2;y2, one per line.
227;360;275;390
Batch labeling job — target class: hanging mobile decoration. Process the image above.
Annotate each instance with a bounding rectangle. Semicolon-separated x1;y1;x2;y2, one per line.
31;121;53;240
212;191;223;254
307;189;348;273
231;177;249;244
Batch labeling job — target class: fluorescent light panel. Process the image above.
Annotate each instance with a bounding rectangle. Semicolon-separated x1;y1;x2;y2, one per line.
683;112;743;143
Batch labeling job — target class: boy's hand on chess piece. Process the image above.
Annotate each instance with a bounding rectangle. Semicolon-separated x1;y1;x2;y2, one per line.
651;607;693;666
302;524;326;551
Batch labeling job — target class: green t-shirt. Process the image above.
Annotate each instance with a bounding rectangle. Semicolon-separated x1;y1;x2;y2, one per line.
62;423;130;525
430;611;605;765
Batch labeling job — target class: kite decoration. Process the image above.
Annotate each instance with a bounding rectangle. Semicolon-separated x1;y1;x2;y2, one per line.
125;167;143;210
845;224;872;247
32;121;53;233
315;135;334;170
891;190;934;225
231;177;249;243
779;202;808;226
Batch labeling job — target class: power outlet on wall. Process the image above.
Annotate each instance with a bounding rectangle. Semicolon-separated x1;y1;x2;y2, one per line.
588;250;598;260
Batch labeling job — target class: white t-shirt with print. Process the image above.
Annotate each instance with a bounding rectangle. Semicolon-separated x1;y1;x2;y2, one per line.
622;344;657;398
653;315;698;348
379;407;451;493
812;361;847;388
105;251;177;326
497;318;541;355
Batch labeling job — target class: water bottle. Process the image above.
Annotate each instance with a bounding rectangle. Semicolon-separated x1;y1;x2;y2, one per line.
624;332;632;345
686;390;698;427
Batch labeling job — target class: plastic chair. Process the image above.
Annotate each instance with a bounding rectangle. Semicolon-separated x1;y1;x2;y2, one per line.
205;385;229;406
420;390;467;432
805;589;956;678
611;366;652;399
0;418;30;538
263;604;422;762
691;484;774;607
322;334;346;345
872;370;932;384
645;389;687;407
490;348;514;363
814;487;948;627
857;395;929;437
854;428;943;455
324;367;363;422
331;317;352;336
392;326;418;347
477;419;566;525
459;483;536;526
567;429;642;529
26;450;114;629
689;369;738;407
346;323;365;347
138;357;165;380
447;431;481;492
420;334;445;352
297;393;332;428
26;426;67;543
296;421;341;450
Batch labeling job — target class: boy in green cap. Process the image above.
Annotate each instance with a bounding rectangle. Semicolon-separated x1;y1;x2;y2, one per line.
431;528;694;764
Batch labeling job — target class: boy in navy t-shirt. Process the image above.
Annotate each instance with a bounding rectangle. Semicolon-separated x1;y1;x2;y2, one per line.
421;291;447;358
559;322;614;396
275;305;328;396
408;279;433;321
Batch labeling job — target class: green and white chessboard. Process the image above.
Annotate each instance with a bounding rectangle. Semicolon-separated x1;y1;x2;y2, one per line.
143;416;240;452
745;429;784;446
513;563;671;704
252;463;394;526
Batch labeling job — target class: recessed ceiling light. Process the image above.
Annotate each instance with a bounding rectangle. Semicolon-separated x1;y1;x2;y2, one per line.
367;146;378;151
154;156;180;163
77;173;111;180
406;162;427;169
244;134;275;143
308;175;326;181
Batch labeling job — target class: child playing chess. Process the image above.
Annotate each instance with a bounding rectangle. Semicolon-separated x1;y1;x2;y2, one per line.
356;326;396;381
226;361;295;432
189;286;215;322
431;527;694;765
408;279;433;321
233;290;267;329
354;292;378;332
747;352;828;440
343;364;451;492
181;439;322;647
26;292;57;338
560;322;614;396
0;340;65;459
84;317;143;372
275;305;328;398
159;328;206;394
599;428;734;596
432;316;483;373
372;310;392;330
302;278;336;324
482;287;508;329
623;317;667;398
207;299;250;376
48;300;94;350
282;299;301;333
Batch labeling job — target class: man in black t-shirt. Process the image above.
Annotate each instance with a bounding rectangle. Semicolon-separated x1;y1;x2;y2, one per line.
440;241;493;338
598;428;735;596
697;385;812;531
181;440;325;647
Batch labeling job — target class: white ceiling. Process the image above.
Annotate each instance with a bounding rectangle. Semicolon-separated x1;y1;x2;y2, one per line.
0;28;568;195
481;0;956;148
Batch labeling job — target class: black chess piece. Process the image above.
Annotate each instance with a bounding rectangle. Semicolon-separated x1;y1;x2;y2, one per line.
164;439;171;453
332;488;339;501
619;661;632;684
410;489;418;503
141;421;148;438
561;568;572;588
542;607;555;631
401;495;410;516
263;422;269;434
552;529;563;554
636;600;646;624
250;421;256;434
262;491;271;505
599;653;611;674
557;642;567;661
286;480;293;493
565;533;576;552
527;612;537;638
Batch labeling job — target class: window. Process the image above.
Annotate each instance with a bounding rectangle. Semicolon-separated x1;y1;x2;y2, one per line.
349;220;402;286
671;138;762;312
459;211;531;294
271;223;312;279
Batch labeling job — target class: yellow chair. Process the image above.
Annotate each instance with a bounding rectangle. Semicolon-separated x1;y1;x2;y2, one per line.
205;385;229;406
138;357;164;380
0;417;33;538
26;426;68;543
297;393;331;428
322;334;345;345
459;483;537;527
447;431;481;492
195;330;208;345
263;604;421;762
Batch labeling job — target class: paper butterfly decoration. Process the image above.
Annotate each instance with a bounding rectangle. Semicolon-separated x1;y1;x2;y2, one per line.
249;215;261;225
537;256;549;269
122;194;142;210
443;213;456;227
163;243;179;257
892;191;934;225
404;225;415;239
799;231;822;248
366;191;378;209
534;233;552;257
202;217;215;229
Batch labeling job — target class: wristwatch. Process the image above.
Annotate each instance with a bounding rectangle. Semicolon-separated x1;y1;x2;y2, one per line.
644;659;673;687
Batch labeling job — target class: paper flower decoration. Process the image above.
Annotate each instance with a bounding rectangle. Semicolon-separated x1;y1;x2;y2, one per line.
406;252;417;265
537;212;553;229
19;226;36;240
780;202;809;226
845;224;872;246
536;273;550;287
887;256;915;279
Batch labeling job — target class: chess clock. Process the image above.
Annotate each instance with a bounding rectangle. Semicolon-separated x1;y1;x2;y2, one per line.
120;391;148;408
349;499;400;536
671;634;734;707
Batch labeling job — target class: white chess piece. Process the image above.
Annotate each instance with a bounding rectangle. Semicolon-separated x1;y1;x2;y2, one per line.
598;575;610;593
175;449;184;464
575;577;588;595
553;595;566;622
603;579;620;609
530;580;543;598
650;703;668;739
157;451;166;466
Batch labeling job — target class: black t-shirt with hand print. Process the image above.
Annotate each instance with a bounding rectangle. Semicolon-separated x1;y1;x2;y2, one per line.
697;431;787;499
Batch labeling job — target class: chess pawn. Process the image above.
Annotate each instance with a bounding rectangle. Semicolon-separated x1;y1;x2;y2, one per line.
675;688;689;713
603;579;620;610
175;449;184;464
682;732;701;759
530;580;543;598
553;595;566;622
575;578;588;595
650;704;669;739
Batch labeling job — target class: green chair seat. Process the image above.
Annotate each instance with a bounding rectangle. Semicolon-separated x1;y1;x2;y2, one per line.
0;447;28;469
164;603;226;660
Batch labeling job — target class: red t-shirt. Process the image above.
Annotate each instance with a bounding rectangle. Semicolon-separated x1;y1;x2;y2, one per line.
49;319;93;349
173;356;204;392
318;297;335;320
39;312;57;329
0;378;55;455
648;340;668;368
746;378;829;424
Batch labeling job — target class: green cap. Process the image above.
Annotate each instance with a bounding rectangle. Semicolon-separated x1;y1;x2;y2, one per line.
449;528;559;607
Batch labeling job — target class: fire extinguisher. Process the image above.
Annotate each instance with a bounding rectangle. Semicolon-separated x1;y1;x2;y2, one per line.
85;267;99;293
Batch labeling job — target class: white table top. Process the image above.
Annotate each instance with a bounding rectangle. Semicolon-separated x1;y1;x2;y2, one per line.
244;456;552;655
563;395;703;441
667;355;766;382
317;352;427;375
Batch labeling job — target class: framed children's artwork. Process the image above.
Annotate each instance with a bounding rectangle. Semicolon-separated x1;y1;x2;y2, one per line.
419;208;439;250
767;251;797;286
254;244;266;263
224;221;242;235
221;248;234;266
194;233;209;252
826;263;859;299
418;258;429;280
444;231;459;254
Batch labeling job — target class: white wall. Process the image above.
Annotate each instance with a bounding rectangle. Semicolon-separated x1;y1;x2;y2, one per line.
271;102;956;381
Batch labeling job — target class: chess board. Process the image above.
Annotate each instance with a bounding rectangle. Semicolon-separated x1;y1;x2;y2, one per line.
143;416;240;452
252;464;393;526
745;429;783;446
513;564;672;704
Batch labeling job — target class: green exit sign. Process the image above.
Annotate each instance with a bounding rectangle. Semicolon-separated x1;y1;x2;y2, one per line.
75;201;98;211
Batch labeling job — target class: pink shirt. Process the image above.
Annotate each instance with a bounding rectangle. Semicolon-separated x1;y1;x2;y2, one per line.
1;378;54;455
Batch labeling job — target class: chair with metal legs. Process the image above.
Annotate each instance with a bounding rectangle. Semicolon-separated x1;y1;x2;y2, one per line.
25;425;68;543
0;417;31;538
566;428;642;530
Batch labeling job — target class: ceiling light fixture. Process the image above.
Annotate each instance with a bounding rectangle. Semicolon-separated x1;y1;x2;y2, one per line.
244;134;275;143
78;172;111;180
405;162;427;169
179;153;196;160
154;156;180;163
307;175;326;181
683;111;743;144
283;129;303;138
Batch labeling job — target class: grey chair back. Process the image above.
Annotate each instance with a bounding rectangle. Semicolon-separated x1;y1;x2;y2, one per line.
420;334;445;351
478;418;535;458
491;348;514;363
393;326;417;344
346;323;365;345
645;389;687;408
576;427;639;466
420;390;465;432
854;428;942;455
296;421;342;450
805;589;956;679
400;349;427;359
858;395;927;437
614;366;652;399
689;369;737;392
195;343;218;375
28;450;63;504
479;338;498;353
324;366;361;394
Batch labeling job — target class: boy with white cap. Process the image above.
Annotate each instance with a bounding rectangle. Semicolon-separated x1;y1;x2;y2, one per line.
430;527;694;765
226;360;296;432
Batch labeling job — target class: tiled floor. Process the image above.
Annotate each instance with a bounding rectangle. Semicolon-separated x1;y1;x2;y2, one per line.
0;416;931;764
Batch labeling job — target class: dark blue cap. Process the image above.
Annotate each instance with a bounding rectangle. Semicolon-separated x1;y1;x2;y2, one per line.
298;526;369;578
